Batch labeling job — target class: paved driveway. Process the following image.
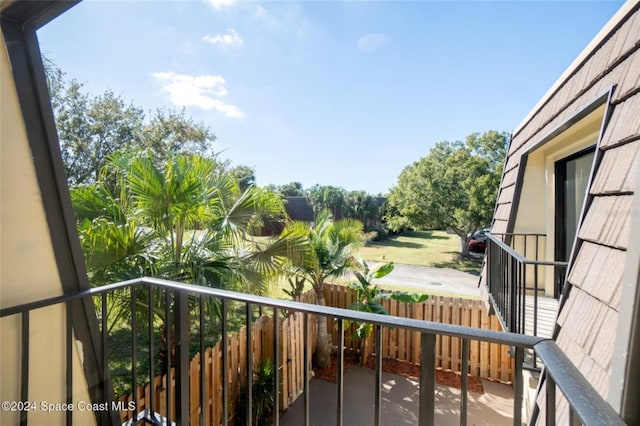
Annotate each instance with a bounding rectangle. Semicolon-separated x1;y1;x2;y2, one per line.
362;262;482;298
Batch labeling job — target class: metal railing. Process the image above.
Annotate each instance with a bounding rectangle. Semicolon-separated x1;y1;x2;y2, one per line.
486;233;568;341
0;277;624;426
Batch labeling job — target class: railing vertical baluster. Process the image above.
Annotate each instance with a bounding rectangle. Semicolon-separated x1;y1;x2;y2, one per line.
66;301;73;426
569;406;580;426
490;239;494;290
131;287;137;413
516;258;520;333
336;319;344;426
222;299;228;426
273;308;280;426
460;338;469;426
533;264;539;369
511;257;517;332
20;311;29;426
419;332;436;426
506;249;511;330
165;288;171;423
374;324;382;426
246;303;253;426
514;347;524;426
534;263;539;338
303;313;310;426
101;294;108;420
501;238;505;315
546;374;556;426
521;262;527;336
200;295;206;426
148;287;155;423
175;290;189;426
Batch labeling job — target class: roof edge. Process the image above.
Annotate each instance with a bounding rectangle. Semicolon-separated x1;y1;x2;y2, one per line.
512;0;639;136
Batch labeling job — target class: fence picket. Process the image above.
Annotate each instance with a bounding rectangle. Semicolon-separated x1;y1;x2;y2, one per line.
434;296;442;367
451;298;461;371
480;308;490;378
398;301;406;360
282;317;290;410
442;297;451;370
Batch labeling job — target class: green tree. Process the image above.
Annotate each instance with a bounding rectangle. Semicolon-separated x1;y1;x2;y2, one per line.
282;210;364;368
344;191;382;228
139;108;216;164
272;182;304;197
46;63;215;186
230;165;257;192
385;131;507;257
74;151;301;293
73;152;306;383
306;185;347;219
51;73;145;185
246;187;289;236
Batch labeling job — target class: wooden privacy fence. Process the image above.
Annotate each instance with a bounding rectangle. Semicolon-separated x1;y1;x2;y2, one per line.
117;311;317;424
321;283;514;383
118;284;511;422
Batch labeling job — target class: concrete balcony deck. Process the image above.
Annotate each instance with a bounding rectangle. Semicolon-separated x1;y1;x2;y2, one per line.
281;367;515;426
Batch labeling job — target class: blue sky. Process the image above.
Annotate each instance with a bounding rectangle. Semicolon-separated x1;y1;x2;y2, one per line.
38;0;623;194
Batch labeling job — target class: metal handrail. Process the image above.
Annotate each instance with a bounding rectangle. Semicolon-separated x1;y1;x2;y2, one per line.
486;233;569;267
1;277;542;348
1;277;625;425
534;341;625;425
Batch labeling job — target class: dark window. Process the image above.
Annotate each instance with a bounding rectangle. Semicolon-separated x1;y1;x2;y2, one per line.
554;145;595;296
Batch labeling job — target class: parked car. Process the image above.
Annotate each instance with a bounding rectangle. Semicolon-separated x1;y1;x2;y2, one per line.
468;229;490;253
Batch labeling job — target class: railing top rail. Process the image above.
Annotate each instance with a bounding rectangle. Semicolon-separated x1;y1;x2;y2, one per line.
490;232;547;237
534;340;626;425
486;233;569;267
1;276;543;348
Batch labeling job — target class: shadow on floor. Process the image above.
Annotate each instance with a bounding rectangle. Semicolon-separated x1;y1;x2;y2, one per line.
280;367;515;426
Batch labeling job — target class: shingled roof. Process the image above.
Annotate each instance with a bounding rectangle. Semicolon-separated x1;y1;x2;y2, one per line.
284;197;315;222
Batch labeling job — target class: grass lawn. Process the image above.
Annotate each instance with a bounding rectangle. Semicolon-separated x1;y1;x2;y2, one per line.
359;230;481;273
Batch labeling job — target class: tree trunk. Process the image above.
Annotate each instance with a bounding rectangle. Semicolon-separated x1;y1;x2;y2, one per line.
314;288;331;368
458;233;471;258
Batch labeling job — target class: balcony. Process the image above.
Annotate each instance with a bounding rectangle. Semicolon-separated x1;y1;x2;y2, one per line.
485;233;568;343
0;278;623;426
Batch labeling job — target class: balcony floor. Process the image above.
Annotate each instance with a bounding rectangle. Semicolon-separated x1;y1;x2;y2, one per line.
280;367;515;425
524;295;559;338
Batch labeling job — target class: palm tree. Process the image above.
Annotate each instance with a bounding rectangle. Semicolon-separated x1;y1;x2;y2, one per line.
73;151;306;368
75;151;303;290
282;210;364;368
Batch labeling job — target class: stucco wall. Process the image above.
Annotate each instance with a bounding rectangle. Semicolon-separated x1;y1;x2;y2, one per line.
0;29;95;426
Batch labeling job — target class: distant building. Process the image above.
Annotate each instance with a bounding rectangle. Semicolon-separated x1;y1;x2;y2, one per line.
284;197;315;223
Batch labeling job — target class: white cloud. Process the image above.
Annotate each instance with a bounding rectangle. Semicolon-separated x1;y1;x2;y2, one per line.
254;4;268;19
252;4;312;38
357;33;389;53
252;5;279;31
152;71;244;119
202;29;244;47
206;0;235;10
